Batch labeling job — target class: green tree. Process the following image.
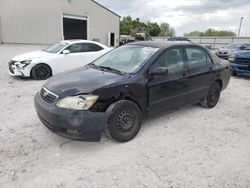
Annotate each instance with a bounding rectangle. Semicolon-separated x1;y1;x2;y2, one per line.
120;16;174;37
120;16;133;35
185;28;236;37
147;22;161;36
159;23;176;37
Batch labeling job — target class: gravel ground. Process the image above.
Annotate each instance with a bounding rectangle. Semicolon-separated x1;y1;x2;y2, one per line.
0;44;250;188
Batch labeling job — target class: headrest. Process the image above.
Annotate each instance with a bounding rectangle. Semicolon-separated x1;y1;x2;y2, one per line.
191;52;203;59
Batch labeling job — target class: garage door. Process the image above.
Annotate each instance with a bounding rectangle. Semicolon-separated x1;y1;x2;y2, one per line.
63;15;87;40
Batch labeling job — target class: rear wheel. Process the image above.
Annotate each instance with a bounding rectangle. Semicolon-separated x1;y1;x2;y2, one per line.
31;64;52;80
200;82;221;108
106;100;142;142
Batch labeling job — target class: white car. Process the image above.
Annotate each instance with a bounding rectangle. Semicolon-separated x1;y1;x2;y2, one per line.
8;40;112;80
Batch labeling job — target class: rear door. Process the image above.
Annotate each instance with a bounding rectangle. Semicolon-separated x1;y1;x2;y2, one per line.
184;46;214;103
147;47;188;115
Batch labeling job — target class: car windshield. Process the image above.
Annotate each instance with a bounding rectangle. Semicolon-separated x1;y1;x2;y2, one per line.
43;42;68;53
92;45;159;74
224;44;241;49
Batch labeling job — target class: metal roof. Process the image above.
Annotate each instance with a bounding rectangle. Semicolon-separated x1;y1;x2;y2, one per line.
91;0;120;18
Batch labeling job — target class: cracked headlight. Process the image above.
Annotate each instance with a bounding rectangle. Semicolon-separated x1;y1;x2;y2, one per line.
56;95;99;110
21;60;32;65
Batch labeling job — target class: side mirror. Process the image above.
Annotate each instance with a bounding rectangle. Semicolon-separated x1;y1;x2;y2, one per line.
149;67;168;76
63;50;70;55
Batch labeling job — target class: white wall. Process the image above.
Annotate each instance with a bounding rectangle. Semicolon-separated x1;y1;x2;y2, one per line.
0;0;120;46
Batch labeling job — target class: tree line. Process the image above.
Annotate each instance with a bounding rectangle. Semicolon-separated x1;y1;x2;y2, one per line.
120;16;175;37
120;16;237;37
184;28;236;37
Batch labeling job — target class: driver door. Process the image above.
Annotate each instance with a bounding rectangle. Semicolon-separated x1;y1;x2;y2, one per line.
56;43;85;73
147;47;188;116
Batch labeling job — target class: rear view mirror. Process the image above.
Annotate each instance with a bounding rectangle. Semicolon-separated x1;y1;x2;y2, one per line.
150;67;168;76
63;50;70;55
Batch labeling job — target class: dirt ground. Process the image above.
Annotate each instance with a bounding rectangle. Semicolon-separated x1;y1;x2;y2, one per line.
0;44;250;188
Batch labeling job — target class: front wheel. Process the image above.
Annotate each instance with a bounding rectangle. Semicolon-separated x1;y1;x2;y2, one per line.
106;100;142;142
31;64;52;80
200;82;221;108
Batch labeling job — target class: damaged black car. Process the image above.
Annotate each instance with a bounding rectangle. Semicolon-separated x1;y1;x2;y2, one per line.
35;41;230;142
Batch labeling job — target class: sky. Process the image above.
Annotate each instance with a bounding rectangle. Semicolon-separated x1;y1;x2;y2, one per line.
95;0;249;36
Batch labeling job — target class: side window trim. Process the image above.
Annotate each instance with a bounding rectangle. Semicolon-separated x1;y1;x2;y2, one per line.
205;52;214;65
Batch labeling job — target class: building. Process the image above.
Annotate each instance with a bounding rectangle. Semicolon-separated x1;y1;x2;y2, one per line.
0;0;120;46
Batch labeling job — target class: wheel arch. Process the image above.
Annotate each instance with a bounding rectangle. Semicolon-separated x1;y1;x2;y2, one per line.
106;97;142;115
215;79;223;90
30;63;53;78
121;95;143;113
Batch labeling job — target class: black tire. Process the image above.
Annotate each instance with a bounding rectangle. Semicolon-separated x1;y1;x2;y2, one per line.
200;82;221;108
31;64;52;80
106;100;142;142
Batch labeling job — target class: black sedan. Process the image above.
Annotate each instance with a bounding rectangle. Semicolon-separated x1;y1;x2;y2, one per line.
35;41;231;142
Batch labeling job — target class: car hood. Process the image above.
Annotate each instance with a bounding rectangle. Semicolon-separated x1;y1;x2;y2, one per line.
12;50;53;61
218;48;233;53
44;67;127;97
235;51;250;59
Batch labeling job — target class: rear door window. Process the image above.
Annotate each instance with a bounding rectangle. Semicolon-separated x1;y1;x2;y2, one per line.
83;43;104;52
65;44;84;53
185;47;207;70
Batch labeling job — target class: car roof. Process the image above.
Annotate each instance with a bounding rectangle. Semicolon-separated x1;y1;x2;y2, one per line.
61;39;98;44
60;39;108;48
128;41;199;49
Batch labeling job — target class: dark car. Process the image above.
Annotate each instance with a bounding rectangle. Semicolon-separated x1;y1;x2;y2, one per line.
167;37;190;41
35;41;231;142
231;49;250;77
216;44;246;60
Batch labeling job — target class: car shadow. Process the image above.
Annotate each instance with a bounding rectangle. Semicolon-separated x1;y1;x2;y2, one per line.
45;104;203;150
142;104;200;127
10;76;35;81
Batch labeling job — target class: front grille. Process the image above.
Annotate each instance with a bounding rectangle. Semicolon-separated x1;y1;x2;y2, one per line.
235;58;250;65
40;87;58;104
8;60;15;74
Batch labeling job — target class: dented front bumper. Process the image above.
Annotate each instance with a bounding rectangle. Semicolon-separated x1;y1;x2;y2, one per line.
8;61;33;77
34;93;110;142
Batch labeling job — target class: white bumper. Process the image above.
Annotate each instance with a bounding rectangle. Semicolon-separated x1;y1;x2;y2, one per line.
8;62;34;77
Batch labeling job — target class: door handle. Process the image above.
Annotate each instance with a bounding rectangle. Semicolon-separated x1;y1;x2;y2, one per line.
209;66;216;73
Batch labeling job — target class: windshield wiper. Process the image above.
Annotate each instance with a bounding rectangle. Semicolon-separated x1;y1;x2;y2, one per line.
98;66;126;75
